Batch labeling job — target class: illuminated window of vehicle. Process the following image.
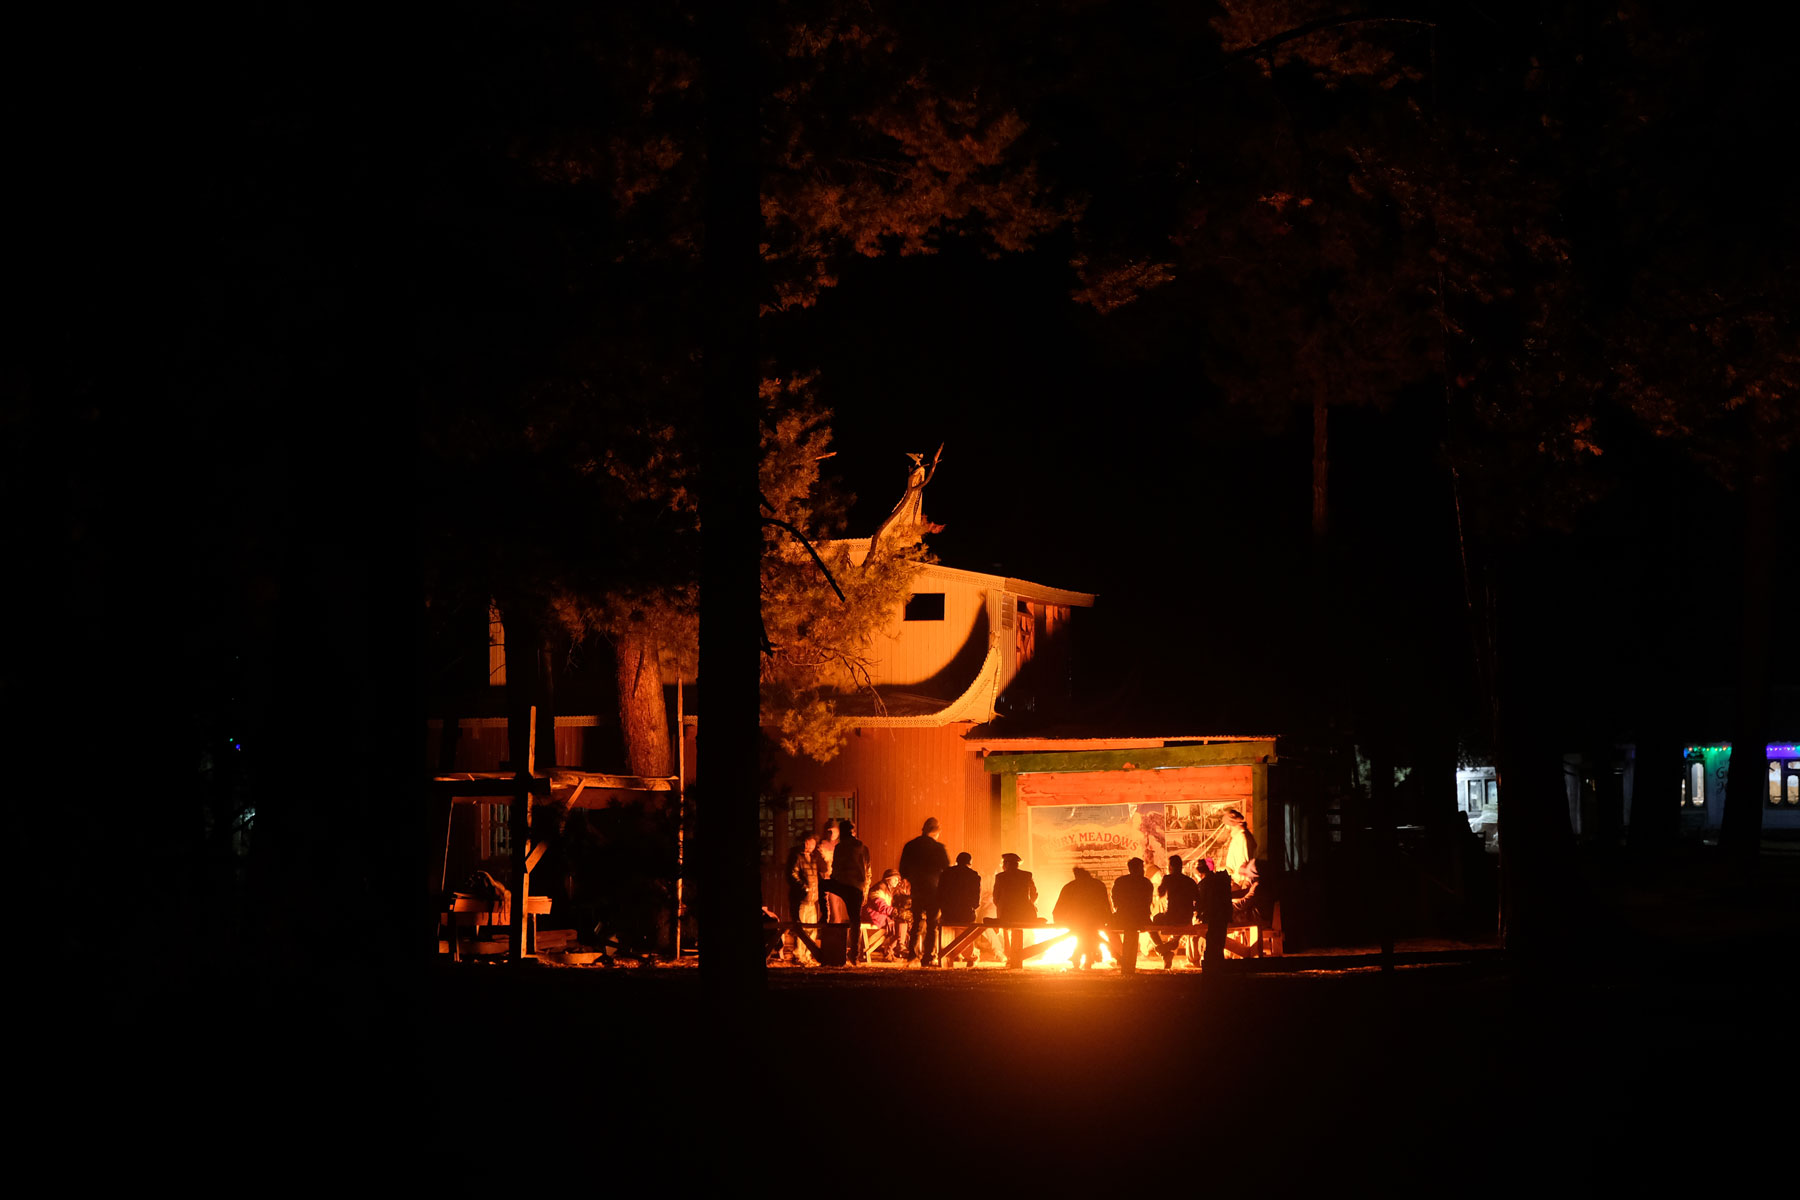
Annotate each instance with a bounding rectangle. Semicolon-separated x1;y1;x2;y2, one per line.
1684;761;1707;808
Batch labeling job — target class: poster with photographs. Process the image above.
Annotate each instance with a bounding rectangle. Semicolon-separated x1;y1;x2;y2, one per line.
1027;799;1241;902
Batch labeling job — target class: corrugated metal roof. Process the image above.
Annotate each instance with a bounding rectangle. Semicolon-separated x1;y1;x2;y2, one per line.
820;539;1096;607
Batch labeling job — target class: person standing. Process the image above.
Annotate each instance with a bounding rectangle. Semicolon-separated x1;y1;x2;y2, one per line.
991;853;1038;968
783;830;822;965
1053;866;1112;970
816;821;847;923
1110;857;1154;974
937;851;982;966
823;818;872;964
899;816;951;965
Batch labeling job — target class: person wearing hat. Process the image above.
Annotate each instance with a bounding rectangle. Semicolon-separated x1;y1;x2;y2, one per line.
1110;857;1155;974
936;851;983;965
861;869;902;961
899;816;951;965
992;853;1038;968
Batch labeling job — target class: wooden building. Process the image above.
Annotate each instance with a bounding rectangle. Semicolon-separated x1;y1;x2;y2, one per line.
759;547;1295;915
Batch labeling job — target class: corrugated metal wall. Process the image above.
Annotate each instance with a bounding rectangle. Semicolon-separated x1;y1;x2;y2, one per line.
872;573;988;686
764;724;995;909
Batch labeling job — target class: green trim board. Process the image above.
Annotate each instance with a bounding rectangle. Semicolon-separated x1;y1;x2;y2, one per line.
982;741;1277;775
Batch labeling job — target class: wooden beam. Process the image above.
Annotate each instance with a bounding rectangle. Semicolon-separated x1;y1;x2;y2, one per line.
983;741;1277;774
999;772;1020;857
1251;762;1269;859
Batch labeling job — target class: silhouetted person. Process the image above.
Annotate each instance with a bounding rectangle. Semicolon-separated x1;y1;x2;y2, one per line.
816;821;848;924
992;853;1038;968
1231;858;1266;926
822;818;872;965
1111;857;1154;974
937;851;982;965
1053;866;1112;970
900;816;951;965
1151;855;1201;969
1197;858;1233;971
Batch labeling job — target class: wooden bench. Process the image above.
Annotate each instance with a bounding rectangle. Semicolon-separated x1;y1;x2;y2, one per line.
439;895;552;961
1118;902;1284;963
930;903;1284;969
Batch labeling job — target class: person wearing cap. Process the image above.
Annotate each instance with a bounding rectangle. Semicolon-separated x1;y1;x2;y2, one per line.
861;869;901;961
992;853;1038;968
1110;857;1154;974
899;816;951;965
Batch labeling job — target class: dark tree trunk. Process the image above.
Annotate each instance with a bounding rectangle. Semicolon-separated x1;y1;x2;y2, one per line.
1369;747;1395;970
1492;553;1579;964
1628;720;1681;853
1719;436;1776;861
697;2;767;1003
536;639;557;773
1312;385;1330;543
614;630;670;778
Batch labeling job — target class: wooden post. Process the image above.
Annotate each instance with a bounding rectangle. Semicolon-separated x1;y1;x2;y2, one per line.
675;676;685;959
999;773;1020;859
508;704;536;963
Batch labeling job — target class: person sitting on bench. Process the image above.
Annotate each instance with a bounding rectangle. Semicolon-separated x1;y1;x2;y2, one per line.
1053;866;1112;970
937;852;983;965
1151;855;1201;969
861;870;901;960
1111;857;1154;974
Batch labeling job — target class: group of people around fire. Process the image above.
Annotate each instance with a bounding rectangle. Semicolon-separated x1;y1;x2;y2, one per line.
779;812;1267;970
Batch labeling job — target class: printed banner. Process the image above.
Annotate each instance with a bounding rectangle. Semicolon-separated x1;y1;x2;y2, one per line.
1026;800;1247;904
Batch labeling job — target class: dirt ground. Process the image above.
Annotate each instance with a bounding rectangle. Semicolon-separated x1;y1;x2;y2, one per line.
63;847;1793;1186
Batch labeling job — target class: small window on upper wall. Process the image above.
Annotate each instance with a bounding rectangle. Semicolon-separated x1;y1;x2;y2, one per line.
904;593;945;621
